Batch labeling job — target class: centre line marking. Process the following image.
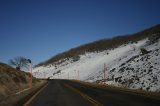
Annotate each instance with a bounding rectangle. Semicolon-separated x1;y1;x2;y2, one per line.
63;83;103;106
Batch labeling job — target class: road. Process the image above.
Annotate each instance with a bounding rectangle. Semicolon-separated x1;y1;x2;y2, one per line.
29;80;160;106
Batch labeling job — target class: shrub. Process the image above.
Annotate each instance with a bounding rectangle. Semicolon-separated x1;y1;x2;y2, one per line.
72;55;80;62
140;48;149;54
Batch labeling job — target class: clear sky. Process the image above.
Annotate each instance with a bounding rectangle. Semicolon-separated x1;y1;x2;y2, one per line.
0;0;160;65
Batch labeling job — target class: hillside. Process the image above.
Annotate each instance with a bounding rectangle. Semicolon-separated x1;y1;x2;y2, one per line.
0;63;38;101
33;24;160;92
36;24;160;67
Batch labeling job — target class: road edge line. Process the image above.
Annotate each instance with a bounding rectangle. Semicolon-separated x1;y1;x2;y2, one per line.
72;80;160;101
63;83;103;106
15;88;31;95
23;83;48;106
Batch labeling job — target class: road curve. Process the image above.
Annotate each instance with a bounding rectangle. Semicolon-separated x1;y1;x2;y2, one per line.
28;80;160;106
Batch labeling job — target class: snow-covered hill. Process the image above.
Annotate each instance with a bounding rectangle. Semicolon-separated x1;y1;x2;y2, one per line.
33;34;160;92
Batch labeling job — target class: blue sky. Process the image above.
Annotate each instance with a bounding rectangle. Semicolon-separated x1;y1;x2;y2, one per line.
0;0;160;65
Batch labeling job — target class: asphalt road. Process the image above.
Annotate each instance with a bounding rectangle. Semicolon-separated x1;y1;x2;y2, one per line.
30;80;160;106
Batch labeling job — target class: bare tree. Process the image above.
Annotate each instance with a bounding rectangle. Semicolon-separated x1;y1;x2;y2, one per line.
9;56;28;70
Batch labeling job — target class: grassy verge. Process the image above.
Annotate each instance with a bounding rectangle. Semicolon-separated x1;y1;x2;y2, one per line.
0;79;48;106
14;79;48;106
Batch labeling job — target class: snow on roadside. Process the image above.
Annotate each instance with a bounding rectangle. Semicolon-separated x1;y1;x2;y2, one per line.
33;39;147;80
33;38;160;91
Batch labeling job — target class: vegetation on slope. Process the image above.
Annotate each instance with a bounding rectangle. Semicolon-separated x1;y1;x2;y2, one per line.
36;24;160;67
0;63;38;100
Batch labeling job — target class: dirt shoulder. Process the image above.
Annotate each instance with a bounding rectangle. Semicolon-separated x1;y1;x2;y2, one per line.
71;80;160;101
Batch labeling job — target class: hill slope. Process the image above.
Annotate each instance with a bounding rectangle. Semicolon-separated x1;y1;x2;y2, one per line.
0;63;37;100
33;25;160;92
36;24;160;67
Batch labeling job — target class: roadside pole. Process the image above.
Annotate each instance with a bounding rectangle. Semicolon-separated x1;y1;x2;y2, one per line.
78;70;79;80
30;62;32;88
68;72;69;79
104;63;106;84
43;72;46;79
28;59;32;88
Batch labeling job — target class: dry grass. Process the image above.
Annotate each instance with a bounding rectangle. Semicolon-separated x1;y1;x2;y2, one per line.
0;63;40;102
0;80;47;106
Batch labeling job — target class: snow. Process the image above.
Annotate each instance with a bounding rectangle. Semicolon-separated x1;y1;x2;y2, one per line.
33;37;160;92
